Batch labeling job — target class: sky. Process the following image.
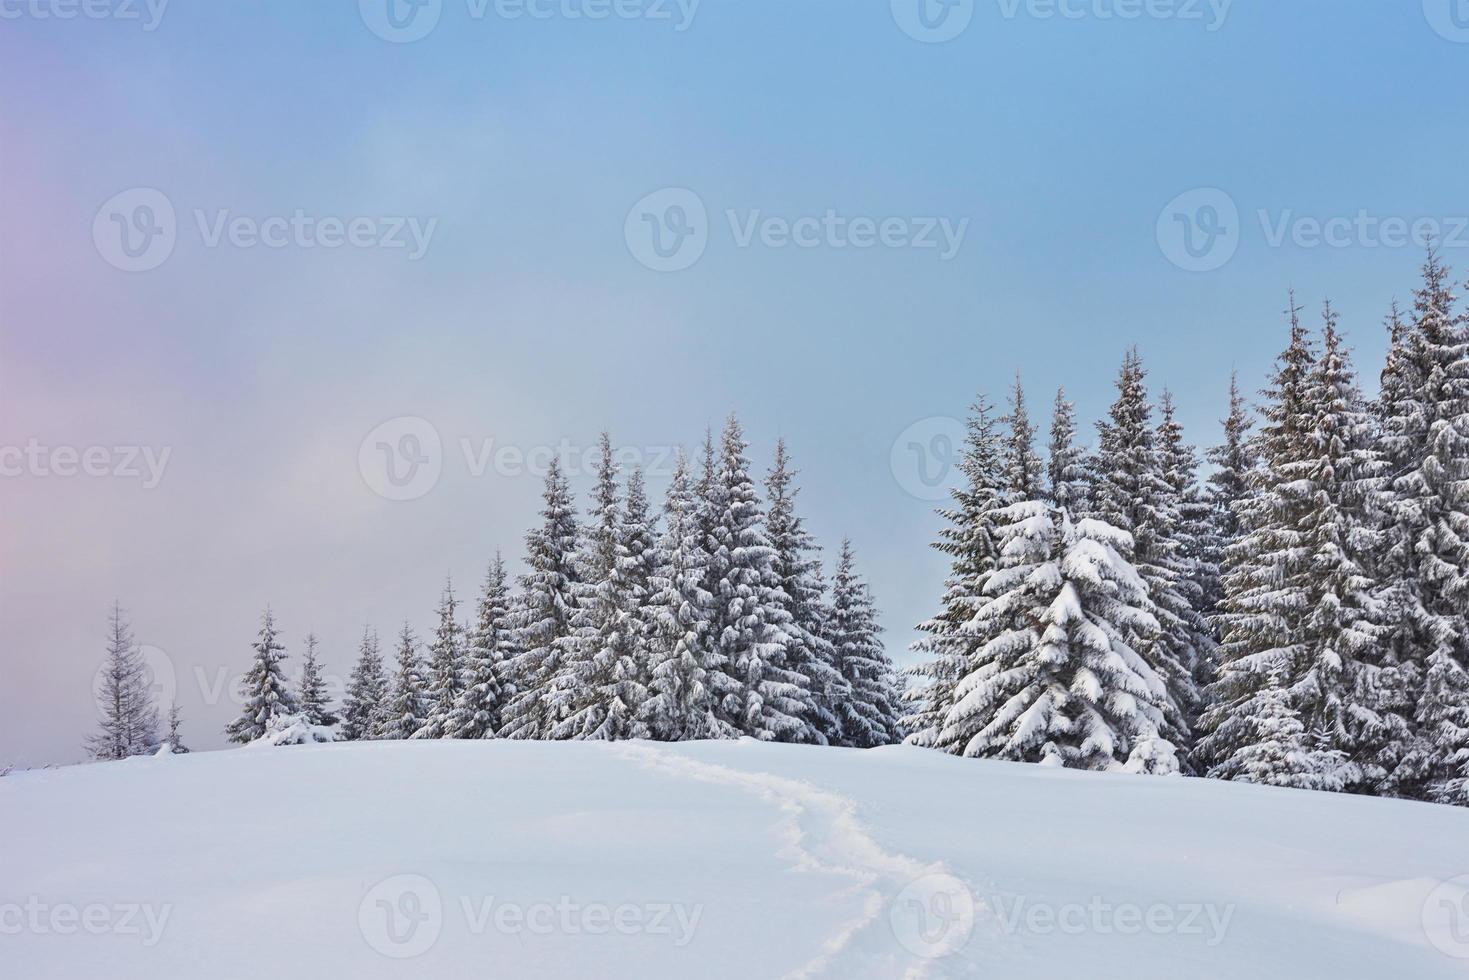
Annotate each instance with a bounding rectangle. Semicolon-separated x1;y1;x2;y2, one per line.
2;0;1468;766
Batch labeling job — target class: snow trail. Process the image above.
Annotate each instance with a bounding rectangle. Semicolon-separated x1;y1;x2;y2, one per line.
614;743;986;979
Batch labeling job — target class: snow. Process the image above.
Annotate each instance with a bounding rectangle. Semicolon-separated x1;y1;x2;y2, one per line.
2;739;1465;979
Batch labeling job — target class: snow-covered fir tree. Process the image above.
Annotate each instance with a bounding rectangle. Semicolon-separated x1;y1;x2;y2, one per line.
552;434;648;740
903;396;1007;747
1377;252;1469;803
1229;672;1348;791
937;397;1178;772
828;539;903;747
620;467;659;663
87;602;160;761
414;579;467;739
1001;374;1044;505
382;622;428;740
501;459;583;740
1197;299;1321;780
1046;388;1088;514
1203;372;1255;618
705;415;814;741
765;439;848;744
225;608;298;744
1157;390;1221;706
296;633;338;728
341;628;388;741
640;452;731;740
443;556;516;739
1091;350;1196;747
1295;304;1390;792
164;703;189;754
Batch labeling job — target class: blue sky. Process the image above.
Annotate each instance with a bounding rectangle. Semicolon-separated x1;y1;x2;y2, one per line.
2;0;1468;763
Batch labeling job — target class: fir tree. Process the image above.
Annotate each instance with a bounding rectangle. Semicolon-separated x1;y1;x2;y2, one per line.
164;703;189;754
640;452;731;740
706;415;814;740
903;396;1006;747
937;500;1177;772
382;622;427;740
1001;374;1044;504
1203;372;1255;618
766;439;848;744
414;579;467;739
1296;304;1389;792
87;602;160;761
829;539;903;747
1157;389;1221;707
296;633;338;728
553;434;648;740
1197;298;1321;780
1046;388;1088;513
225;608;298;744
501;459;583;740
1229;672;1347;791
1091;349;1196;746
1380;251;1469;802
341;628;388;741
444;555;516;739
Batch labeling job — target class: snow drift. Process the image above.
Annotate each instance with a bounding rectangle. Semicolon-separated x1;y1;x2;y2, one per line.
1;739;1465;979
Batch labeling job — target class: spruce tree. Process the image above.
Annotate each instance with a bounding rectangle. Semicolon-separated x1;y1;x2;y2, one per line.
829;539;903;747
1197;299;1320;780
1001;374;1044;505
414;579;467;739
706;415;814;740
1379;252;1469;803
1157;390;1221;707
1203;372;1255;618
1230;672;1347;791
902;396;1006;747
766;439;848;744
341;628;388;741
225;608;298;744
501;459;583;740
937;498;1177;771
444;555;516;739
164;703;189;754
640;452;731;740
87;602;160;760
1091;350;1196;746
1296;304;1389;791
296;633;338;728
553;434;648;740
382;622;427;740
1046;388;1088;513
621;467;659;665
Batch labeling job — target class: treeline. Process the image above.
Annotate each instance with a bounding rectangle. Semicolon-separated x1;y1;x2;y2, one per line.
207;418;905;749
904;250;1469;806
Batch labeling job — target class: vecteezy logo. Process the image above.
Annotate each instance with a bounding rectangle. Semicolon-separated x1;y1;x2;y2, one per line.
1424;0;1469;42
890;872;976;959
359;0;443;42
1423;876;1469;959
1156;188;1240;273
358;417;444;502
93;188;177;272
891;0;974;43
358;874;443;958
890;416;966;502
92;644;178;720
624;188;709;272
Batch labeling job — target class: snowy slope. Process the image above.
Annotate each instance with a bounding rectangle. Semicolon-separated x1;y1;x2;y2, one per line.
2;740;1465;979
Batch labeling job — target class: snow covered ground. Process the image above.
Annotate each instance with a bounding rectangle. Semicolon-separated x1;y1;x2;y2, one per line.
2;739;1466;979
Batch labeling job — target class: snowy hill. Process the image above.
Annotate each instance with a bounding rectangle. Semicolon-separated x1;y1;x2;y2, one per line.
3;740;1466;979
